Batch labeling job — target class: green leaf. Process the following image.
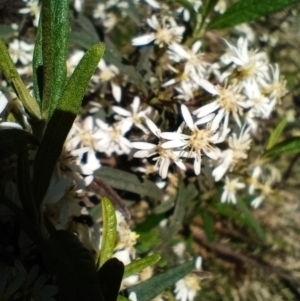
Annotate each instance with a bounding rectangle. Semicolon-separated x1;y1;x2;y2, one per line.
134;214;165;253
236;199;266;241
69;14;99;50
156;182;198;250
98;258;124;301
97;197;117;269
201;0;219;27
208;0;300;30
0;129;39;162
17;151;39;226
41;0;70;120
0;193;43;245
40;230;105;301
212;200;266;240
33;43;105;206
127;259;196;301
266;118;287;150
264;137;300;158
124;254;161;278
0;39;41;120
95;167;163;200
199;210;214;242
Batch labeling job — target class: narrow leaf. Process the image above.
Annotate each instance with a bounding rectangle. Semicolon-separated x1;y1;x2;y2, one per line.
40;230;105;301
124;254;161;278
0;129;39;162
208;0;300;30
17;151;39;226
95;167;163;200
97;197;117;268
266;118;287;150
236;199;266;240
0;193;43;245
264;137;300;158
127;259;196;301
41;0;70;120
0;38;41;120
33;43;105;206
98;258;124;301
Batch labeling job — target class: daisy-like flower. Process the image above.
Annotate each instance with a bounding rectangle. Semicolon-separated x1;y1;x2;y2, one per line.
131;119;186;179
259;64;288;104
161;105;225;175
112;96;152;134
174;257;203;301
221;37;269;84
93;59;123;102
167;41;209;78
193;80;251;131
244;80;274;119
9;39;34;65
212;125;251;181
132;15;185;48
67;50;85;75
95;119;132;156
221;176;245;204
248;165;281;208
19;0;41;27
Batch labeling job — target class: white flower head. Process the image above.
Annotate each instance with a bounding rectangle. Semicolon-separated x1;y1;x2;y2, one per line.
112;96;151;133
161;105;225;175
221;176;246;204
132;15;185;48
132;119;186;178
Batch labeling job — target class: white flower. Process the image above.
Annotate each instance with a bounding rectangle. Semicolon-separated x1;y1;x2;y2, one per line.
248;164;280;208
131;119;186;178
259;64;287;104
19;0;41;27
93;59;122;102
212;125;251;181
221;37;269;84
221;176;245;204
161;105;224;175
132;15;185;47
193;80;250;131
168;41;208;78
9;39;34;65
112;96;151;133
95;119;132;156
244;80;273;119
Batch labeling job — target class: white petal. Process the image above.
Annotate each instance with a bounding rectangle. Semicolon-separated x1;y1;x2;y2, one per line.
111;82;122;102
162;140;187;149
175;160;186;170
181;104;194;130
146;118;160;137
160;132;189;140
194;78;218;95
131;142;156;150
112;106;131;117
159;158;170;179
132;34;155;46
194;156;201;175
193;101;219;118
131;96;140;113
